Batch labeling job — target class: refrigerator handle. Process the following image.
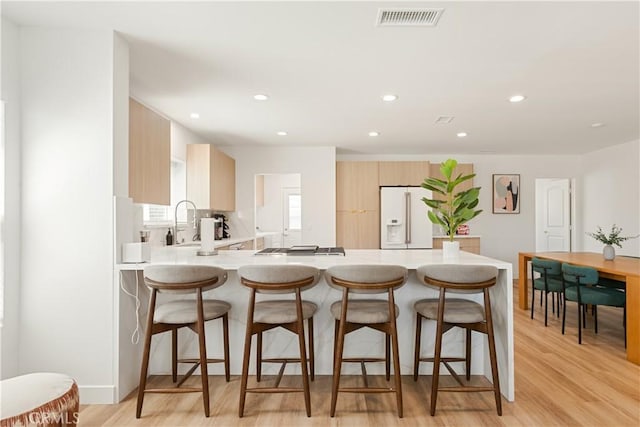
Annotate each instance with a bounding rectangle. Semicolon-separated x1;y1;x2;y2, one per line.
405;191;411;244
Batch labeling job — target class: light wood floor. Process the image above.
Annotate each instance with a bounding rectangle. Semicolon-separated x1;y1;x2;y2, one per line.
79;286;640;426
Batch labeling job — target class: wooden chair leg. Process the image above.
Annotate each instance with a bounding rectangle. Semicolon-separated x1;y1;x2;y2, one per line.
385;333;391;381
136;289;157;419
196;290;210;417
530;273;536;320
484;290;502;416
594;305;598;334
333;319;339;377
171;328;178;383
308;317;315;381
465;328;472;381
256;332;263;382
223;313;230;382
414;313;422;381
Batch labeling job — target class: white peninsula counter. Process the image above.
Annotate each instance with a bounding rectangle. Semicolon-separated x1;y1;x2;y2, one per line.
116;248;514;403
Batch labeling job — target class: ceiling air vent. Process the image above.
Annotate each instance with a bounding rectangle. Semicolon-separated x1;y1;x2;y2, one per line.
435;116;454;124
376;8;444;27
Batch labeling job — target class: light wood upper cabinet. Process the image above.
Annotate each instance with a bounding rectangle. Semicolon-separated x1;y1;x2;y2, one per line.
429;162;474;200
378;161;430;186
336;161;379;211
186;144;236;211
129;98;170;205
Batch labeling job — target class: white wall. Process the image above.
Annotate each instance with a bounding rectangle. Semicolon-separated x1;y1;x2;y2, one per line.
18;27;117;403
581;140;640;256
339;153;583;277
223;146;336;246
1;17;22;379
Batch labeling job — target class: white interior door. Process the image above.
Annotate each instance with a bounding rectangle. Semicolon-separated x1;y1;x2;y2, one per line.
282;187;302;247
535;179;571;252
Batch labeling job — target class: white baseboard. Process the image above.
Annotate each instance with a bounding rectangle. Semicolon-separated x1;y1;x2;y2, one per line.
79;385;116;404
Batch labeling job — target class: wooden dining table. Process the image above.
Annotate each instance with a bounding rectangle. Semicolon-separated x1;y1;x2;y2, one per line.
518;251;640;364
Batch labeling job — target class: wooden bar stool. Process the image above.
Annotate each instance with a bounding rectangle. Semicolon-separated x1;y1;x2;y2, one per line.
413;264;501;416
324;264;408;418
136;265;229;418
237;265;321;418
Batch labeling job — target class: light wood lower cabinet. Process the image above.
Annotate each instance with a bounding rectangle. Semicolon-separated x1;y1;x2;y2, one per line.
336;210;380;249
432;237;481;254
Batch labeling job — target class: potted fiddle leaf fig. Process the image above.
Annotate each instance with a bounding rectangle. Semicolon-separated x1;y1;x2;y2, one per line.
421;159;482;256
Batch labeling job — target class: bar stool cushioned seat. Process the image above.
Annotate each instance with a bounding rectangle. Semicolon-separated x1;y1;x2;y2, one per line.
238;265;321;418
0;373;79;426
413;264;502;416
136;265;229;419
325;264;408;418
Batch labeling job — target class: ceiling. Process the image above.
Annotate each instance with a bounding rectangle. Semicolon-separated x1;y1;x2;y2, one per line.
3;1;639;155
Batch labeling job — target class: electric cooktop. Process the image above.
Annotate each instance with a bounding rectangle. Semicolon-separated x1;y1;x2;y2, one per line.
255;246;345;256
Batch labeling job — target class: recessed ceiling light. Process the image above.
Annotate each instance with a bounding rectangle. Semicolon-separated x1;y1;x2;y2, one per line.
190;113;200;119
382;94;398;102
591;122;605;128
509;94;526;103
457;132;468;138
254;94;269;101
368;131;380;137
276;131;288;136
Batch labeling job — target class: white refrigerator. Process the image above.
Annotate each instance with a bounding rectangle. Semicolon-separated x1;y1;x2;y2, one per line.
380;186;433;249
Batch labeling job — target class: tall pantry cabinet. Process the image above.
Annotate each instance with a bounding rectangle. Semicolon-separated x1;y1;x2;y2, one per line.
336;161;380;249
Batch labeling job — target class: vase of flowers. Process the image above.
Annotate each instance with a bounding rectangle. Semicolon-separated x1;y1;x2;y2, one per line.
586;225;639;260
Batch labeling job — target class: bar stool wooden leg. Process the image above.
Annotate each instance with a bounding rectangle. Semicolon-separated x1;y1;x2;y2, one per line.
195;289;210;417
430;290;446;416
171;328;178;383
136;289;157;419
484;289;502;416
308;317;315;381
385;333;391;381
256;332;263;382
239;290;256;418
223;313;230;382
294;289;312;417
414;313;422;381
331;288;349;417
465;328;472;381
389;290;403;418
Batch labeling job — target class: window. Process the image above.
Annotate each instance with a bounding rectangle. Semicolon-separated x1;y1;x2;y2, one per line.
142;159;185;224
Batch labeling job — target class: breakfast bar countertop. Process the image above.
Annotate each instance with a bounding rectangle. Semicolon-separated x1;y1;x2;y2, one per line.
115;249;514;404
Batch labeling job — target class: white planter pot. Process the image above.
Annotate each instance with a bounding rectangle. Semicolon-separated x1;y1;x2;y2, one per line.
603;244;615;260
442;240;460;258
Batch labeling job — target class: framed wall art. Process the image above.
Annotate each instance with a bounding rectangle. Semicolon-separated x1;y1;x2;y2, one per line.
493;174;520;214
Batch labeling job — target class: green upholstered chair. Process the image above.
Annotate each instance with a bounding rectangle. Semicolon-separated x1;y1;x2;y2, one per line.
530;258;564;326
561;263;626;344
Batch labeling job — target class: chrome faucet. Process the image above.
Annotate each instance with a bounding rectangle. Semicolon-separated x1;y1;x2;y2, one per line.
174;199;198;244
